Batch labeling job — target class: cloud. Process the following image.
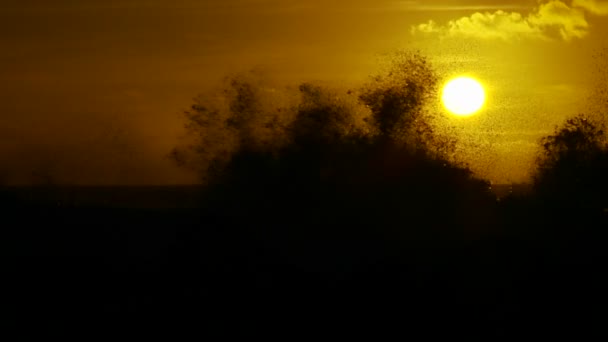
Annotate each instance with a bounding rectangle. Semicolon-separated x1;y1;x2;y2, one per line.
413;11;545;40
412;0;605;41
572;0;608;15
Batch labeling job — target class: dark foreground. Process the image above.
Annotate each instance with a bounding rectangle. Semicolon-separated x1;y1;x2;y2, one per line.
2;187;608;337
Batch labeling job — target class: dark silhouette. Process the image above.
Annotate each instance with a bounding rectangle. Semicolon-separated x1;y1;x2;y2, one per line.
534;115;608;212
172;52;495;243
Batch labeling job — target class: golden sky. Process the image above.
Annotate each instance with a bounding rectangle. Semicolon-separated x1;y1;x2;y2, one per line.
1;0;607;184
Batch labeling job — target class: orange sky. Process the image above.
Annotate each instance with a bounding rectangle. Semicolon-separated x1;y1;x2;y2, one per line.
1;0;607;184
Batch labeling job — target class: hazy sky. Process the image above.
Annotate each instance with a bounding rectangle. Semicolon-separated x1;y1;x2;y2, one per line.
1;0;607;184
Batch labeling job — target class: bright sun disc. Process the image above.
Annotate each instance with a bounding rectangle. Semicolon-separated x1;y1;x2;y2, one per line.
442;77;486;117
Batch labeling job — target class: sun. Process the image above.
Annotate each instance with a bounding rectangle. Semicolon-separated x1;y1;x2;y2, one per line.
441;77;486;117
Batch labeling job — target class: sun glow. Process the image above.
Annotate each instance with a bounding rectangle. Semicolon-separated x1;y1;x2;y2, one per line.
441;77;486;117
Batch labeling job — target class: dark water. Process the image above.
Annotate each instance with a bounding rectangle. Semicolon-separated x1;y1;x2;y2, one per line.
2;185;206;209
1;185;606;337
2;184;531;208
